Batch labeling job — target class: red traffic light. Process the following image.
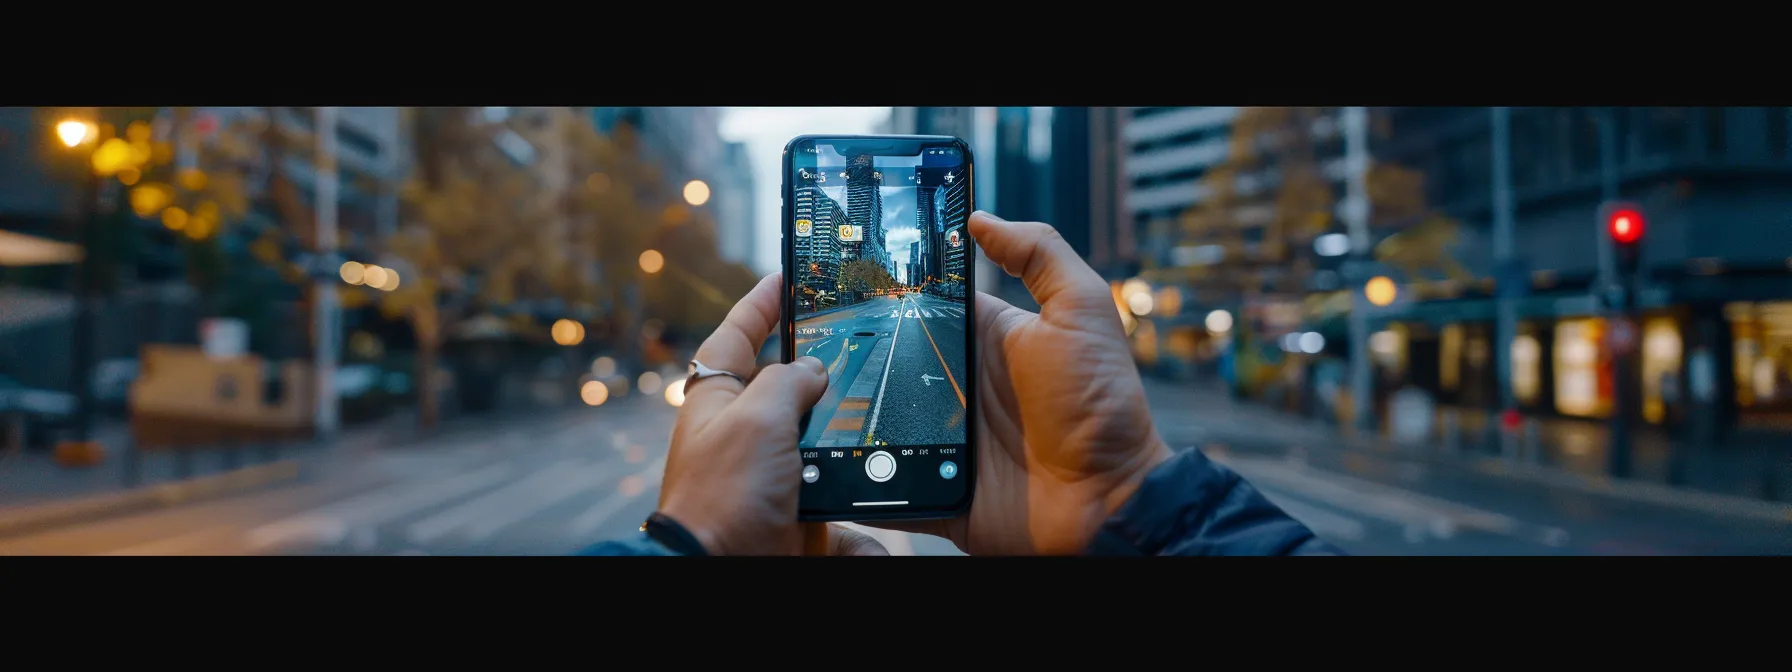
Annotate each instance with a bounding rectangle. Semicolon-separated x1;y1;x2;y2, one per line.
1607;209;1644;244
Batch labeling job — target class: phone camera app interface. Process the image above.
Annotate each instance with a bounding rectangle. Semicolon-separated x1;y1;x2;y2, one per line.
792;143;969;508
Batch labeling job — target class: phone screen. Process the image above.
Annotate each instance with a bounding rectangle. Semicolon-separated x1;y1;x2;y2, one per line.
784;136;974;520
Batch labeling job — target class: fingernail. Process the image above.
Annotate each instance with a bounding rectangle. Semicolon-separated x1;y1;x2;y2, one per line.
972;210;1006;222
796;356;827;376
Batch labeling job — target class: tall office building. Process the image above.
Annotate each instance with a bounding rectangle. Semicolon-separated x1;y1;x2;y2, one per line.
907;240;921;286
1120;107;1241;266
844;154;888;274
915;185;936;286
792;185;845;298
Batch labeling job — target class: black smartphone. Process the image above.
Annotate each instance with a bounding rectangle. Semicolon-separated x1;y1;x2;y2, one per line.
782;134;976;522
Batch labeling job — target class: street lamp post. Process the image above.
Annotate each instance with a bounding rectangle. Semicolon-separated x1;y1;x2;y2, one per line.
57;116;100;439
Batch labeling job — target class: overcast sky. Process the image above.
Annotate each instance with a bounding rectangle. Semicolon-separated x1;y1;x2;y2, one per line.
718;107;892;275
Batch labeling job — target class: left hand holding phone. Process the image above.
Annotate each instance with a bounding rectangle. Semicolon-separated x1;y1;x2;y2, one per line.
657;272;889;556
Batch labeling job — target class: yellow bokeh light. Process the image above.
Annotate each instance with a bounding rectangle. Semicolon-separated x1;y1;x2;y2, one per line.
178;168;207;192
378;268;400;291
1365;276;1398;307
117;168;140;186
362;265;389;289
665;379;685;407
340;261;366;285
683;180;710;206
184;215;215;240
552;319;585;346
161;207;188;231
129;184;174;218
581;380;610;406
125;121;152;143
56;120;91;148
91;138;133;175
638;249;664;274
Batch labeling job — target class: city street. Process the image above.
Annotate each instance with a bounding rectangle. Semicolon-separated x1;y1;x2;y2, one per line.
795;292;969;448
2;371;1789;556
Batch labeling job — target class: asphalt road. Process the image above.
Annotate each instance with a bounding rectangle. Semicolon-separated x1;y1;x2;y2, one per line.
794;292;969;448
2;363;1786;556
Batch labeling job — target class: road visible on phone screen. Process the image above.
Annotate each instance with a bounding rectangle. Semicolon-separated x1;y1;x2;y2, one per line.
795;291;968;448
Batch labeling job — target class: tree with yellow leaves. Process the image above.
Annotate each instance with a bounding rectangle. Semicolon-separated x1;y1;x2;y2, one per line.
375;107;558;427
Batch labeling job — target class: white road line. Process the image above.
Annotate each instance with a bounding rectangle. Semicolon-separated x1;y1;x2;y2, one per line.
461;462;619;542
922;309;933;318
806;338;833;354
245;463;516;552
863;296;907;442
1217;454;1519;538
405;459;588;544
1255;492;1367;542
567;455;669;538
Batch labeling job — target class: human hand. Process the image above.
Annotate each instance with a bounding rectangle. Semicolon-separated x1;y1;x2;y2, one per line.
657;273;889;556
868;211;1172;555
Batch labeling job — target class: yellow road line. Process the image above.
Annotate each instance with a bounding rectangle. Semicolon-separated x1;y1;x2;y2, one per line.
915;300;966;408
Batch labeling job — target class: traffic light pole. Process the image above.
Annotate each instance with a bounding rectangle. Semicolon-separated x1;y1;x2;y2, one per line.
1606;270;1636;478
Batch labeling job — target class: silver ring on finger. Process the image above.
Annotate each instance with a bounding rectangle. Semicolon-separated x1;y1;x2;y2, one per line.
685;359;747;392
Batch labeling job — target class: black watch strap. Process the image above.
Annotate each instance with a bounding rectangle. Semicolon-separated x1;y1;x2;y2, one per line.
641;512;710;556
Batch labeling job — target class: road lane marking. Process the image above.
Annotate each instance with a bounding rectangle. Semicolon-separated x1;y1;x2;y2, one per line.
922;309;933;318
245;463;517;552
461;462;623;542
405;459;588;544
568;455;669;538
1214;454;1520;539
862;296;907;445
914;305;966;408
806;338;833;354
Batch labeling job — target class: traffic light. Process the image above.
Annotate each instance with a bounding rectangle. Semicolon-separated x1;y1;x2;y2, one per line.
1602;201;1645;276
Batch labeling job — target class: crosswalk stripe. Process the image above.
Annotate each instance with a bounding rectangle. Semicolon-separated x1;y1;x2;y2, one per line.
245;463;517;551
405;459;589;544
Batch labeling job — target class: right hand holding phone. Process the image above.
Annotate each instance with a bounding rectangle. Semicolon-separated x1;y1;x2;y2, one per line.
868;211;1173;555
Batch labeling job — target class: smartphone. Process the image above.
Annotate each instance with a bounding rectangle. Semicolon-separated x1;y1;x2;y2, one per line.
782;134;976;522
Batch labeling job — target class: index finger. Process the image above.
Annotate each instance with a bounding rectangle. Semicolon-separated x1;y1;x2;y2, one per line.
685;273;783;410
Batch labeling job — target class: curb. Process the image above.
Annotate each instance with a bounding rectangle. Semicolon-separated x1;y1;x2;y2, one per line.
0;460;303;539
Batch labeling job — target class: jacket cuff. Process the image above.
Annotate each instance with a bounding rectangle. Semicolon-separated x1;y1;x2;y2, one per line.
574;532;684;556
1086;448;1338;556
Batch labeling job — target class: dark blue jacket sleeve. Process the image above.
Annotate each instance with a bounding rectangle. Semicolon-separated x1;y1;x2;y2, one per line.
573;533;683;556
1085;448;1344;556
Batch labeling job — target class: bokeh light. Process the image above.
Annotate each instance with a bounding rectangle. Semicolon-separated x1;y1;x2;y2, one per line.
340;261;365;285
638;371;664;395
580;380;609;406
55;120;91;148
591;356;617;378
1365;276;1398;307
552;319;585;346
664;378;685;407
639;249;664;274
683;179;710;206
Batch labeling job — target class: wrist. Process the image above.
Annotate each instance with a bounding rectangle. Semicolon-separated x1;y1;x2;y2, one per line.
1100;434;1175;520
652;506;725;555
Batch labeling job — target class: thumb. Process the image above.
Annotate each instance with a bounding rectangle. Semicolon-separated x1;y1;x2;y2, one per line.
730;357;830;423
968;211;1108;310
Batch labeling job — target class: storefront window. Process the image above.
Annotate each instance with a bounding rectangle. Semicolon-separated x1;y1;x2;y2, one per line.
1728;301;1792;411
1554;318;1612;418
1641;315;1683;424
1512;333;1541;405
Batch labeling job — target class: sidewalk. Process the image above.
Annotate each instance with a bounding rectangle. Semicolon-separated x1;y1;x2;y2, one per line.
0;403;595;527
1142;377;1792;506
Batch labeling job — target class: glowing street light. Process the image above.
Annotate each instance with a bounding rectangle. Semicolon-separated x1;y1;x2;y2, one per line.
683;180;711;206
639;249;665;274
56;119;93;148
1365;276;1398;307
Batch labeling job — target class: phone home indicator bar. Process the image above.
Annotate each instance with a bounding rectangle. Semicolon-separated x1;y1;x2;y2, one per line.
852;501;909;507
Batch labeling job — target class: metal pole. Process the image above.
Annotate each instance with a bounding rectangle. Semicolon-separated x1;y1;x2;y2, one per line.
1491;107;1518;416
1342;106;1374;432
314;107;341;441
71;154;102;445
1594;108;1632;477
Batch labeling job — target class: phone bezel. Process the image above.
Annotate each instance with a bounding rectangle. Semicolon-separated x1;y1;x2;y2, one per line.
782;134;977;523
